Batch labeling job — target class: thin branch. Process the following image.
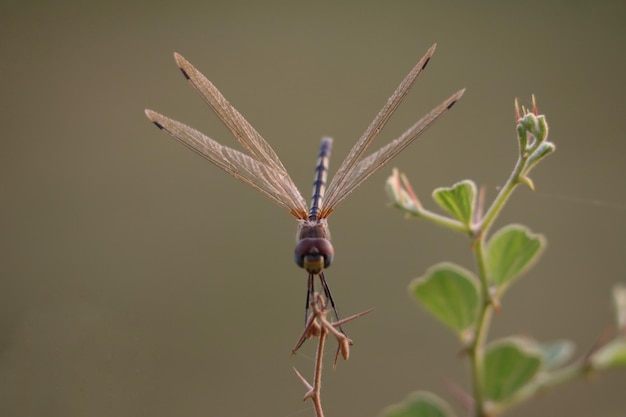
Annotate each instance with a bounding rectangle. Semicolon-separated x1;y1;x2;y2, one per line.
292;293;372;417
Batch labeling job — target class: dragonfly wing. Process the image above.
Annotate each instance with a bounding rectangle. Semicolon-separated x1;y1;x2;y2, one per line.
145;109;309;219
173;53;292;178
322;44;438;215
321;89;465;213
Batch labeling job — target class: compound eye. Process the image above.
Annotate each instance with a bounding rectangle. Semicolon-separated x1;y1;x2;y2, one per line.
294;238;335;273
294;251;305;268
318;239;334;268
323;252;334;268
294;238;315;268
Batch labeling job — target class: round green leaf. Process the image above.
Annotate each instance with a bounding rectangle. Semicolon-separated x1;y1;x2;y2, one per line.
432;180;476;226
484;338;543;402
410;263;479;337
379;391;456;417
486;224;546;291
591;338;626;369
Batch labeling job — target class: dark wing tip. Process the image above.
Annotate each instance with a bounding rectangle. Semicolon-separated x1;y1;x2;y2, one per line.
144;109;165;130
173;52;192;80
416;43;439;72
447;88;466;109
422;43;438;69
179;67;190;80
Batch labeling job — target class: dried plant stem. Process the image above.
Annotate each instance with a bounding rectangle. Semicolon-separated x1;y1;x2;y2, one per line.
292;293;372;417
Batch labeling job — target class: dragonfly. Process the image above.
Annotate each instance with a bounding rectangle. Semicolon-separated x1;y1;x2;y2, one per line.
145;43;464;325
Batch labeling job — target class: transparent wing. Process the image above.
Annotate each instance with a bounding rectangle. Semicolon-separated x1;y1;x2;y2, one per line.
173;53;289;176
145;109;309;219
320;44;464;217
322;44;438;215
320;89;465;215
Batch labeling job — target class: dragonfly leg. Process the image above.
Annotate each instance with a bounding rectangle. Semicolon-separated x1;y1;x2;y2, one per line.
318;272;346;336
305;273;314;325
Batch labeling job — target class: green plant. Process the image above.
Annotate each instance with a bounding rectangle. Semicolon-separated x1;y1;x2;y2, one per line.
381;98;626;417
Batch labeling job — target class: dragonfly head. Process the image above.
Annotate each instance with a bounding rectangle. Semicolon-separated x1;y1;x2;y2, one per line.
294;238;334;274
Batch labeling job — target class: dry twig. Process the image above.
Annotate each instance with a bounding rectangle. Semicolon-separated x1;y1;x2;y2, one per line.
292;293;373;417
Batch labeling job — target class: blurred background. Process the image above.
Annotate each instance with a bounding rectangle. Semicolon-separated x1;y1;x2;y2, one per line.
1;1;625;416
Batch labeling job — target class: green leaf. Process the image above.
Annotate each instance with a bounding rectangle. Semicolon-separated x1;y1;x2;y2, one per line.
591;338;626;369
432;180;476;227
486;224;546;292
525;141;556;172
410;263;479;338
484;338;543;402
379;391;456;417
536;339;575;370
612;283;626;332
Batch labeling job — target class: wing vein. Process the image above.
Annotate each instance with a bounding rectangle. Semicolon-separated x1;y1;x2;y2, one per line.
145;110;308;218
323;44;438;213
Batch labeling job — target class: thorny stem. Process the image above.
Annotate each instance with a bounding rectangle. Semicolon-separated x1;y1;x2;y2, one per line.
314;330;326;416
291;339;328;417
292;293;371;417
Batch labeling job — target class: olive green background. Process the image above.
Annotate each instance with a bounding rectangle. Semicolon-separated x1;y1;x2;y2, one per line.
1;1;625;416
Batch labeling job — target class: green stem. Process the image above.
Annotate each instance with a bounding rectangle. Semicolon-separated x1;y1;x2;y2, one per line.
468;236;493;416
467;146;531;416
478;156;526;235
391;203;470;234
415;208;470;234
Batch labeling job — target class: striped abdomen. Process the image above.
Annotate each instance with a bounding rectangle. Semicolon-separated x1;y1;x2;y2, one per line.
308;137;333;221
